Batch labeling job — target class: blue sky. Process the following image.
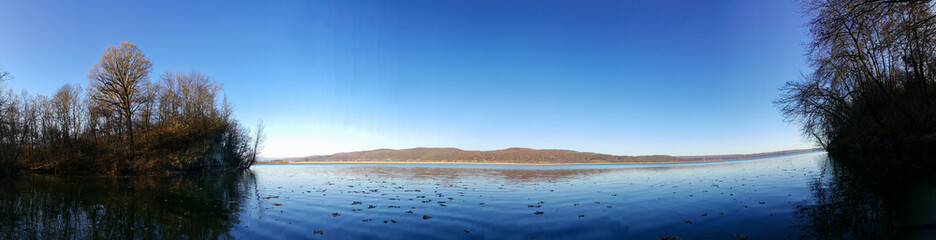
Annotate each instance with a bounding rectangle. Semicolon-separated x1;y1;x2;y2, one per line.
0;0;812;158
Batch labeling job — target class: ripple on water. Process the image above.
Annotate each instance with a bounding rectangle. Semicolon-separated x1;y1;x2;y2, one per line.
234;153;827;239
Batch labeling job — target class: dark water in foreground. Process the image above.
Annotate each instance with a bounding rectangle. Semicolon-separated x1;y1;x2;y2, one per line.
2;152;935;239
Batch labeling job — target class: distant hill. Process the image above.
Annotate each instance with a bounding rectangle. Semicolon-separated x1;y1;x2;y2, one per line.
265;147;820;165
267;148;821;164
679;148;822;161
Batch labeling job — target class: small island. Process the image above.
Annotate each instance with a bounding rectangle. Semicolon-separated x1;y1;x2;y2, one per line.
0;42;263;176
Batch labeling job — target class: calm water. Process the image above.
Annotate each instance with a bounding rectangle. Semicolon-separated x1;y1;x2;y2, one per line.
2;151;935;239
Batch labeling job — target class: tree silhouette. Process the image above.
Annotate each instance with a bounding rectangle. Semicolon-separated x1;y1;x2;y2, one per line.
778;0;936;153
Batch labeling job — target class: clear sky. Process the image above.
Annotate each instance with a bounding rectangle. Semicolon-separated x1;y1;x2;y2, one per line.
0;0;813;158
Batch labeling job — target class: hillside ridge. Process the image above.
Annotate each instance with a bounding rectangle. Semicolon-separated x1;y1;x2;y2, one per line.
267;147;822;164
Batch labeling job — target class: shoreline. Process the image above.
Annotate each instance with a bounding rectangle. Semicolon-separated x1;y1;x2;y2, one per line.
258;149;824;166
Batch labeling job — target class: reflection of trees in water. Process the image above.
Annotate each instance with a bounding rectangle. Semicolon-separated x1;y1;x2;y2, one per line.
330;162;751;183
0;171;256;239
794;152;936;239
337;166;611;182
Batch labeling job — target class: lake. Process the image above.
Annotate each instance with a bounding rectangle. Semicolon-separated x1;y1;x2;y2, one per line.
3;151;934;239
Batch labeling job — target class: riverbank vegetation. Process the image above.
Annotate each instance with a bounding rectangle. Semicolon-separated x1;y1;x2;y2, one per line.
778;0;936;154
0;42;262;175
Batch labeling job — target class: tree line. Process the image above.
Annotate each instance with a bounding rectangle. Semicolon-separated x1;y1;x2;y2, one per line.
778;0;936;154
0;42;263;175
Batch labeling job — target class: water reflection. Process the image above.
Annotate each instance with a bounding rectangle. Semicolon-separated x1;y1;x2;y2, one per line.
795;151;936;239
0;172;256;239
246;157;823;239
315;161;758;183
8;153;910;239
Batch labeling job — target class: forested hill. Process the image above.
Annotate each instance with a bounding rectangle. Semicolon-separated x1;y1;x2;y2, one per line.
270;147;825;164
679;148;822;161
282;148;694;164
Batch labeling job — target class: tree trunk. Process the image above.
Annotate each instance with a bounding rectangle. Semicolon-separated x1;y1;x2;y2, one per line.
126;110;135;162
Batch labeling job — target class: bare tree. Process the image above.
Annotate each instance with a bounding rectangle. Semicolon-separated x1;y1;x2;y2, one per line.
88;42;152;160
157;71;221;126
51;84;83;142
0;65;9;83
779;0;936;152
0;66;14;173
49;84;84;168
249;120;265;169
